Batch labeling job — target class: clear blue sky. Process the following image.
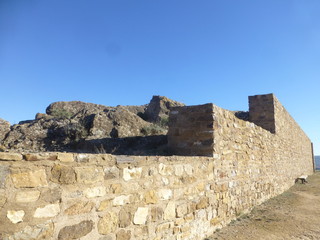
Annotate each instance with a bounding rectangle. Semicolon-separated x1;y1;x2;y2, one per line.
0;0;319;154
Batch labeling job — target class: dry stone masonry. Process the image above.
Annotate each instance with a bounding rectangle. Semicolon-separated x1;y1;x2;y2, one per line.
0;94;314;240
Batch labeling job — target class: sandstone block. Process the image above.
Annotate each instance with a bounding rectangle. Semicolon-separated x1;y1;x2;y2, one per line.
34;204;60;218
0;165;9;188
119;208;132;228
144;190;158;204
104;166;120;179
133;207;148;225
11;169;48;188
110;183;123;193
58;220;93;240
98;212;118;234
0;152;23;161
123;167;142;181
51;165;76;184
4;222;54;239
159;163;173;176
15;190;40;202
116;229;131;240
24;153;57;161
151;206;163;222
0;195;6;207
174;165;184;176
7;210;25;223
84;186;106;198
164;201;175;220
176;203;188;217
156;221;174;233
98;199;112;211
57;152;74;162
64;201;94;215
158;189;172;200
184;164;193;175
113;195;131;206
75;167;104;184
196;197;209;210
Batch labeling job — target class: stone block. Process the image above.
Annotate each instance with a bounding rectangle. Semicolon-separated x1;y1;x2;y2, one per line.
58;220;93;240
144;190;158;204
11;169;48;188
113;195;131;206
3;222;54;239
0;195;6;207
119;208;132;228
123;167;142;181
57;152;74;162
0;152;23;161
7;210;25;223
196;197;209;210
84;186;106;198
24;153;57;161
116;229;131;240
34;204;60;218
164;201;175;220
104;166;120;179
176;203;188;217
15;190;40;202
151;206;163;222
110;183;123;193
98;199;112;211
42;188;62;203
133;207;149;225
0;165;9;188
98;212;118;234
51;165;76;184
158;189;172;200
64;201;94;215
75;167;104;184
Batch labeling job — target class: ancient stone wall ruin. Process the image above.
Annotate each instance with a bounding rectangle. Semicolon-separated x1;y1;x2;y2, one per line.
0;94;314;240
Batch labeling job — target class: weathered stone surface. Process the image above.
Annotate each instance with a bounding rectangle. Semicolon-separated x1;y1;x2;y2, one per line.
123;167;142;181
7;210;25;223
57;152;74;162
0;118;10;142
133;207;148;225
84;186;106;198
119;208;132;228
0;165;9;188
98;199;112;212
144;190;158;204
0;195;6;207
15;190;40;202
176;203;188;217
42;188;62;203
112;195;131;206
158;189;172;200
104;166;120;179
75;166;104;184
11;169;48;188
164;201;176;220
151;206;163;222
34;204;60;218
196;197;209;210
24;153;57;161
58;220;93;240
98;212;118;234
51;164;76;184
64;201;94;215
0;152;23;161
116;229;131;240
5;222;54;239
145;95;184;122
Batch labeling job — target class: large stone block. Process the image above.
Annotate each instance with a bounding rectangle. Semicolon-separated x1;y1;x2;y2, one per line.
75;167;104;184
133;207;148;225
64;201;94;215
7;210;25;223
11;169;48;188
98;212;118;234
51;165;76;184
15;190;40;202
34;204;60;218
0;152;23;161
58;220;93;240
123;167;142;181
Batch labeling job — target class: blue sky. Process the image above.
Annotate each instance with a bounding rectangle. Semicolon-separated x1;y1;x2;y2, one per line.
0;0;319;154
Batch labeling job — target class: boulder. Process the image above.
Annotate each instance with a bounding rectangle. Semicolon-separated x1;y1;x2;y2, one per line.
145;96;184;123
0;118;10;143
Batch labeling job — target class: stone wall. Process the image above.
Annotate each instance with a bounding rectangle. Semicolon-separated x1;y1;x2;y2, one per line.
0;94;314;240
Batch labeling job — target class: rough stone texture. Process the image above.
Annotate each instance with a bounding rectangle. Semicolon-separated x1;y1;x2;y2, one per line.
133;207;149;225
0;165;9;188
0;94;314;240
11;169;48;188
98;212;118;235
7;210;25;223
1;96;179;153
15;190;40;202
0;118;10;142
145;95;185;122
58;220;93;240
34;204;60;218
64;201;94;215
0;152;23;161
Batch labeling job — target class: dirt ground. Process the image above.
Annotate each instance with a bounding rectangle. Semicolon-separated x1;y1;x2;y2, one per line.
207;172;320;240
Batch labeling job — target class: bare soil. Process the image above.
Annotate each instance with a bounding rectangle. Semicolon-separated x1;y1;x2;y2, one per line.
207;172;320;240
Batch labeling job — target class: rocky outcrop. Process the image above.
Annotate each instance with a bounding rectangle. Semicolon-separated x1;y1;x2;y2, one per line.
1;96;183;154
145;96;185;122
0;119;10;151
